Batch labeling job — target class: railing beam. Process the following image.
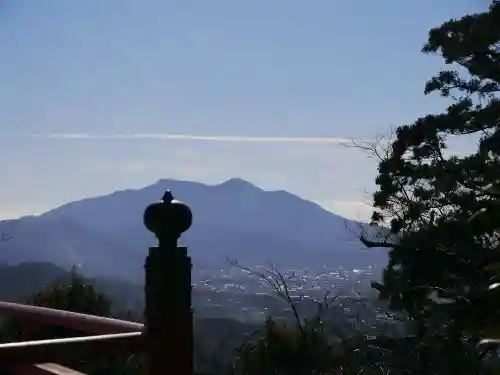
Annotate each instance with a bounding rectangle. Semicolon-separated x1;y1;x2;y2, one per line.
0;302;143;334
13;363;87;375
0;332;142;365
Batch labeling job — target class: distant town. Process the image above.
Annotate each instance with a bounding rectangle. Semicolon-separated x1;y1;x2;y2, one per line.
191;265;388;325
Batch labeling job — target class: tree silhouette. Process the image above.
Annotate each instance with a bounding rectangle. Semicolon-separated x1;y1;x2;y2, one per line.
354;1;500;372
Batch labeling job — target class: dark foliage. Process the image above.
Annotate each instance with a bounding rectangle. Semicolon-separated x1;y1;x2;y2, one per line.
358;1;500;373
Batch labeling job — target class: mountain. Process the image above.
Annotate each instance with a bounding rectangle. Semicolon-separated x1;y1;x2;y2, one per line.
0;262;144;313
0;178;387;282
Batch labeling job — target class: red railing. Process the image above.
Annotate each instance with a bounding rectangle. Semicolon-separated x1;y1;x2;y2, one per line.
0;301;143;334
0;301;144;374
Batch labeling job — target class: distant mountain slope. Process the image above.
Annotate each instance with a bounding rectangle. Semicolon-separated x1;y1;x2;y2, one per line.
0;216;143;281
0;262;68;302
0;178;387;281
0;262;143;312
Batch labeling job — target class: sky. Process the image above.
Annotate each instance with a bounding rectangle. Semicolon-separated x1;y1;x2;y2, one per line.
0;0;487;221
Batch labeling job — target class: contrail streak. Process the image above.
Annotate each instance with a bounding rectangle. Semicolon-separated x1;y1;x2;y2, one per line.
36;133;358;143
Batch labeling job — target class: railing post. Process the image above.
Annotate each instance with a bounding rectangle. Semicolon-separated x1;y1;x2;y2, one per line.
143;190;193;375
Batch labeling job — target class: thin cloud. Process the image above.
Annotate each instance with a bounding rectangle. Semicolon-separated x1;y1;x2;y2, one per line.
35;133;359;144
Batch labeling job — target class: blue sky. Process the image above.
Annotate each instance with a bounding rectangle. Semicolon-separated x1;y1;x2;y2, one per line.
0;0;485;220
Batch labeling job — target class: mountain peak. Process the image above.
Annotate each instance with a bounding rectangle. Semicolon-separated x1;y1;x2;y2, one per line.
215;178;260;191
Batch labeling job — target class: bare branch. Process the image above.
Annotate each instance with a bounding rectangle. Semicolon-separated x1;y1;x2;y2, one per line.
359;236;396;249
227;259;307;337
344;220;397;250
341;128;395;163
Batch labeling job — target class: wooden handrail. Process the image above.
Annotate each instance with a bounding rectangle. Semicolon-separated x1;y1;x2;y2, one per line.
0;303;144;373
0;332;142;365
13;363;88;375
0;302;143;334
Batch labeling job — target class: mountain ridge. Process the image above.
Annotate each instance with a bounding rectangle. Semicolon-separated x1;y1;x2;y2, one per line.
0;178;387;282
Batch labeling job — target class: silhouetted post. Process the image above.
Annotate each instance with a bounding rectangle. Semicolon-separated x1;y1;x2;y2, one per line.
143;190;193;375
